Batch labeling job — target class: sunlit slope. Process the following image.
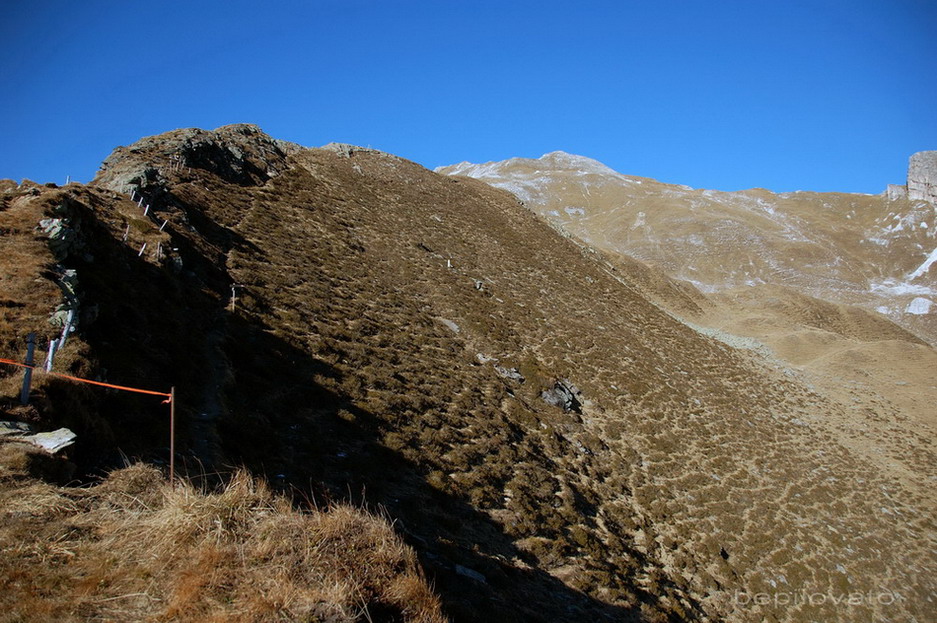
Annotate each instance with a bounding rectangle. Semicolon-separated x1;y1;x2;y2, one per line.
438;152;937;345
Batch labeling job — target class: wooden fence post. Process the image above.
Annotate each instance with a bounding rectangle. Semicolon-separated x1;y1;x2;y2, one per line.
20;333;36;405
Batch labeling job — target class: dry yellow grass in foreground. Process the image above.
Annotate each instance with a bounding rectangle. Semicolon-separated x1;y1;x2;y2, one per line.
0;444;445;623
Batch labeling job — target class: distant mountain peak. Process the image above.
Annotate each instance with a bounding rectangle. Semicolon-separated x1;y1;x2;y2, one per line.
438;150;624;178
535;150;621;174
436;151;937;344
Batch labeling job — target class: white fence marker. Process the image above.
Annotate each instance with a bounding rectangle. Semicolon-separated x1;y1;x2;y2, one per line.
59;310;75;347
45;339;59;372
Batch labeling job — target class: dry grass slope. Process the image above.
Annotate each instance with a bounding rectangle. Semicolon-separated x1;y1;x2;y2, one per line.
2;127;935;622
0;444;445;623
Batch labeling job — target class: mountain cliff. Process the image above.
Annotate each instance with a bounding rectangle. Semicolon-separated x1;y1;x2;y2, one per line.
1;126;934;622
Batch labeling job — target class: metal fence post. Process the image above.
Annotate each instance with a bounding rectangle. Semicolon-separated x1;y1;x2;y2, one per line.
169;386;176;485
20;333;36;405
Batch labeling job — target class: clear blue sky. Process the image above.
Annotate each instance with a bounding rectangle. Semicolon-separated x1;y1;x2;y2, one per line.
2;0;935;193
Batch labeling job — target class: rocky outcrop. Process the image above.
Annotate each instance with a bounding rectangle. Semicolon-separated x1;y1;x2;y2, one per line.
907;151;937;203
885;183;908;201
320;142;383;158
93;124;304;197
493;364;525;383
540;378;583;413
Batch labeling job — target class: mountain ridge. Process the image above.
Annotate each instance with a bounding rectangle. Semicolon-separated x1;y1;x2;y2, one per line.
436;150;937;347
1;125;934;622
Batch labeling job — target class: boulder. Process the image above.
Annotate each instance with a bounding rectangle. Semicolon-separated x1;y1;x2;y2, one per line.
23;428;76;453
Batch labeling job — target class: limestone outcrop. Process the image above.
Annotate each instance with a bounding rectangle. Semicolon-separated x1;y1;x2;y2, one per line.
908;151;937;203
885;183;907;201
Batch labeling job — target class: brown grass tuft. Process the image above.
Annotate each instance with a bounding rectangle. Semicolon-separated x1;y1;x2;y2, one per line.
0;454;446;622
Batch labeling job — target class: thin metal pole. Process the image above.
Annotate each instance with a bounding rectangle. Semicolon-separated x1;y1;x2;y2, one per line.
20;333;36;405
169;386;176;485
44;339;59;372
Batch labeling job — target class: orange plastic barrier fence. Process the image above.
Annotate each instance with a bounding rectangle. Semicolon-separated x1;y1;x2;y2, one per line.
0;357;172;401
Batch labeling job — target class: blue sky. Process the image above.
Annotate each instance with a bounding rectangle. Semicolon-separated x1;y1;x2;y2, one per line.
1;0;935;193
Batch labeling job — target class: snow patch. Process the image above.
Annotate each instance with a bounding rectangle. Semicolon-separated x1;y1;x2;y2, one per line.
905;297;933;315
871;279;937;297
908;247;937;280
564;206;585;216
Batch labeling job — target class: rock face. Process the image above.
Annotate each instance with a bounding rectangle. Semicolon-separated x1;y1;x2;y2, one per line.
93;124;304;196
885;183;908;201
908;151;937;203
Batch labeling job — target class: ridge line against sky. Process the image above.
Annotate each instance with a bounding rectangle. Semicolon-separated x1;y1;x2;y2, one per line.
1;0;935;194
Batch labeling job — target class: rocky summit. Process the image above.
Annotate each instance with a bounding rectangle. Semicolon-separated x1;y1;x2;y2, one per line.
1;126;935;622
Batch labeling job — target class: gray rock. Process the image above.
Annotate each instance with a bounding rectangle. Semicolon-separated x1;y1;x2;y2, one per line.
38;216;81;260
885;184;907;201
908;151;937;204
22;428;76;453
438;318;460;334
494;365;525;383
454;564;487;584
0;420;34;437
320;142;373;158
541;378;583;413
